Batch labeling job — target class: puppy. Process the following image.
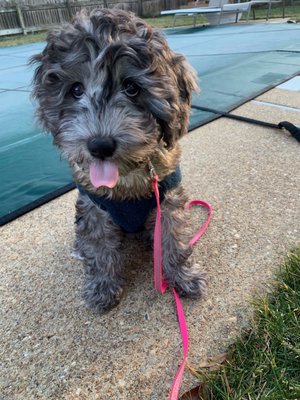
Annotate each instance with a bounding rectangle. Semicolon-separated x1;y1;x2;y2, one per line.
32;8;206;313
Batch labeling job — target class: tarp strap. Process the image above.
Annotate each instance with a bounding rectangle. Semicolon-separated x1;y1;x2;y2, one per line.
192;105;300;143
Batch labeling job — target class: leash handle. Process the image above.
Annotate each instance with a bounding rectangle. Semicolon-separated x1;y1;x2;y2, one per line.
151;173;212;399
186;200;213;246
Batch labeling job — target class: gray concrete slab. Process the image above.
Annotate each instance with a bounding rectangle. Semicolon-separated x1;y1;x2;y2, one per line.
1;85;299;399
256;88;300;110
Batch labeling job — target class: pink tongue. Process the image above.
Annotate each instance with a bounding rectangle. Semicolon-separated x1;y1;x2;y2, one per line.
89;160;119;188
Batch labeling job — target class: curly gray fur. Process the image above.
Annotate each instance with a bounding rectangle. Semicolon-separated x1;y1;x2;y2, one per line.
31;8;205;313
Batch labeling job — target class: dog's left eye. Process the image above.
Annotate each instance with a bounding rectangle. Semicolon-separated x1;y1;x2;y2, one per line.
71;82;84;99
123;80;140;98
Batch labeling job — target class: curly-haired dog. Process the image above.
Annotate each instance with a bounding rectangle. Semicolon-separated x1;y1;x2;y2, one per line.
31;8;206;313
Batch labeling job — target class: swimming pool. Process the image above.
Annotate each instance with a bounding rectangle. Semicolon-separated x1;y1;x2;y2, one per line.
1;23;300;225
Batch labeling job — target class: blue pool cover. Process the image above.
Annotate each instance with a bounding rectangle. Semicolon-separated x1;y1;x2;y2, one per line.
0;23;300;224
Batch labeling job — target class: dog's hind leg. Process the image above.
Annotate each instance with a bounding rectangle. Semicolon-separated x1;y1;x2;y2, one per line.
147;186;206;298
74;194;124;313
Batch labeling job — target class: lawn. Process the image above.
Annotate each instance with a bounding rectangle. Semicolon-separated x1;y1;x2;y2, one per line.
182;247;300;400
0;4;299;48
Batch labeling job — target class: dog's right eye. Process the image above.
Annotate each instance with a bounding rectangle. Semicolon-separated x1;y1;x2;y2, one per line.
71;82;84;99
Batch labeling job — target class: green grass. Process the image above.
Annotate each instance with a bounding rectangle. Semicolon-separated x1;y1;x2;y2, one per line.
245;3;300;20
191;247;300;400
145;14;206;27
0;31;46;47
0;4;299;48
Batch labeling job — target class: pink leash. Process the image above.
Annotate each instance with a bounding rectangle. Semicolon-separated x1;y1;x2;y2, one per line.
151;171;213;399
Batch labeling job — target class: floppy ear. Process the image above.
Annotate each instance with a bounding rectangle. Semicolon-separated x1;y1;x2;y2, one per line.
161;53;199;149
133;24;198;149
30;25;79;134
30;42;57;133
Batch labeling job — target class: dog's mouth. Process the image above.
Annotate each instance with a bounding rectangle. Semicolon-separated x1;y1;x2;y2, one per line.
89;160;119;188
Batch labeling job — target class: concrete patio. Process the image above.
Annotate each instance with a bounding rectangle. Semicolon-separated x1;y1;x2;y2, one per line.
1;75;299;399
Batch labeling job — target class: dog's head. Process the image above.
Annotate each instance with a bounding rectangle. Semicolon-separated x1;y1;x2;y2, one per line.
31;9;198;189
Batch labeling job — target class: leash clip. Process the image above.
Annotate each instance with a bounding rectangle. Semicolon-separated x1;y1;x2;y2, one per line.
148;159;157;181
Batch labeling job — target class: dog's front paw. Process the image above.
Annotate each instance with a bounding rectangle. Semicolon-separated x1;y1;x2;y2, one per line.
173;263;207;298
82;276;124;313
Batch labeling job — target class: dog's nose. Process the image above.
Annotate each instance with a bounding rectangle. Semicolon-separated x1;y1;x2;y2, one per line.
87;137;116;159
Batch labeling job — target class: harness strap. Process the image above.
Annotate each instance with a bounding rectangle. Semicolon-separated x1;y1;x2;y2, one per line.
77;166;182;234
151;173;213;399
